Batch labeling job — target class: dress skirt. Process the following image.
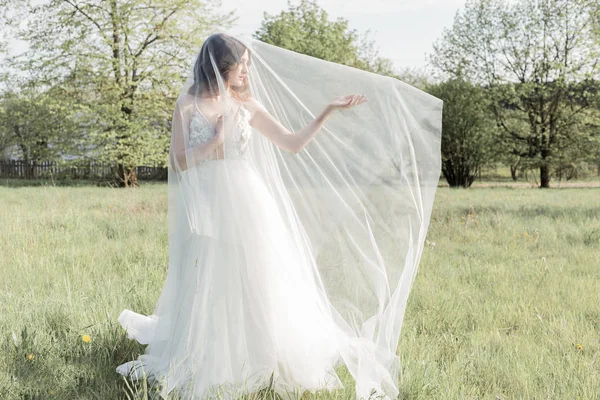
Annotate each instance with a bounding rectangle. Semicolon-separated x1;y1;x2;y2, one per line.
116;158;346;399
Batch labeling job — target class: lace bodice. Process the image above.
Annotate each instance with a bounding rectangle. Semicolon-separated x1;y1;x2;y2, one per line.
188;104;252;161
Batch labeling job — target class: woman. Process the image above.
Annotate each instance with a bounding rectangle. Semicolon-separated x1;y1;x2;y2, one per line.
116;32;443;400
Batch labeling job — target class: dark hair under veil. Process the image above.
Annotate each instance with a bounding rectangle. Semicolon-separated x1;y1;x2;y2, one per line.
188;33;252;100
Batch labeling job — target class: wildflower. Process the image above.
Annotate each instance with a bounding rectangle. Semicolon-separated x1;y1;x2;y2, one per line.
82;334;91;343
27;353;34;360
542;257;547;263
577;343;583;350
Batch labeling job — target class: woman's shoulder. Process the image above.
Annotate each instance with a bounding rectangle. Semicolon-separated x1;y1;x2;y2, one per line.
175;95;196;114
239;96;266;116
177;94;265;119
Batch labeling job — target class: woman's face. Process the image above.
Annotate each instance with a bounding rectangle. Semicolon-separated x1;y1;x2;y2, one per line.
227;49;250;87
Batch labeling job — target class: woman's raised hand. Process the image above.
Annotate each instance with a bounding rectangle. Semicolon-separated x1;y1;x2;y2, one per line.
329;94;368;110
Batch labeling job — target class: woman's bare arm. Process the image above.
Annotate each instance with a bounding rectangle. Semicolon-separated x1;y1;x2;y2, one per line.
246;95;367;154
171;102;223;171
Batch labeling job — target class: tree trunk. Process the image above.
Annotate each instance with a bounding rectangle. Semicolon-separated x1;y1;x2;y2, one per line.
539;148;552;188
116;161;139;188
509;158;521;181
540;164;550;188
510;165;518;181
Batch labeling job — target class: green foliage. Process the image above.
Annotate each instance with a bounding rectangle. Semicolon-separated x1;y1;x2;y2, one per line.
254;0;398;77
0;79;83;164
430;0;600;188
427;77;496;188
2;0;236;186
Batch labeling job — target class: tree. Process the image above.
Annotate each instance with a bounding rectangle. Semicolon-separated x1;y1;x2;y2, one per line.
0;76;84;176
426;77;495;188
585;0;600;176
2;0;235;187
254;0;398;78
395;66;432;91
430;0;600;188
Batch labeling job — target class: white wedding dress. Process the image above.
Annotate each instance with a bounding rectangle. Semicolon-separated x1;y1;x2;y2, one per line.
116;102;346;399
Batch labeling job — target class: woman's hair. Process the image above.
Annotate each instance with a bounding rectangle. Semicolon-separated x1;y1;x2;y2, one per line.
188;33;252;101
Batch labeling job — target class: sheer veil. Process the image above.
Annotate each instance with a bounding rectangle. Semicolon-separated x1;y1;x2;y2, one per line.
156;31;441;399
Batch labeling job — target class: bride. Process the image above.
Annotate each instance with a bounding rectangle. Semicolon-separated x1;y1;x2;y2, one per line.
116;32;442;400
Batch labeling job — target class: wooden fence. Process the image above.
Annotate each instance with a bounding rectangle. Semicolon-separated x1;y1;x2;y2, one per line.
0;159;167;181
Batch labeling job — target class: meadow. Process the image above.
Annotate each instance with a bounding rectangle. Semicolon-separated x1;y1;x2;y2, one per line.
0;179;598;399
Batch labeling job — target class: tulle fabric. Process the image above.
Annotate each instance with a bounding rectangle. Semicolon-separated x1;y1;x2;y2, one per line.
117;158;346;399
116;30;443;400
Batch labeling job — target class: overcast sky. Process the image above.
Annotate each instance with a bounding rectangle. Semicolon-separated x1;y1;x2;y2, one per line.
5;0;467;73
220;0;467;71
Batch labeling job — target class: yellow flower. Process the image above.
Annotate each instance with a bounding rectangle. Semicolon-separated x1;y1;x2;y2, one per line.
577;343;583;350
82;334;91;343
27;353;34;360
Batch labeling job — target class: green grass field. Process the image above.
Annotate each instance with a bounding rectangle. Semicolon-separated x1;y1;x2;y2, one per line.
0;181;598;399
